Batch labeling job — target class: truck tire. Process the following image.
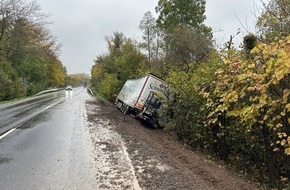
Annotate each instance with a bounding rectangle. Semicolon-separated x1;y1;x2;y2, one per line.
120;104;128;115
123;105;129;115
120;104;125;113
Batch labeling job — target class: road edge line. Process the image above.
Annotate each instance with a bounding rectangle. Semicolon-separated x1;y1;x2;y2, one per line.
0;128;16;140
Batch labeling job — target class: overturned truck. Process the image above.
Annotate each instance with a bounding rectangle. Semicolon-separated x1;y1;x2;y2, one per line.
115;73;167;125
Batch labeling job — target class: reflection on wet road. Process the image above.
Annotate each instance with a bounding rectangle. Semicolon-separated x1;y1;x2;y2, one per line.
0;90;66;135
0;88;98;189
65;90;73;100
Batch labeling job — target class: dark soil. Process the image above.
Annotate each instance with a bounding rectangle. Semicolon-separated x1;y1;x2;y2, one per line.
86;99;261;190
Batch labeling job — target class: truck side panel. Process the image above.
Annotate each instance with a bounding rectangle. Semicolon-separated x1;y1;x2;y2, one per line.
116;76;147;108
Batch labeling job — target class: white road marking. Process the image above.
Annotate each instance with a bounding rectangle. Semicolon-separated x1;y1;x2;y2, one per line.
45;98;65;110
0;128;16;140
45;103;54;109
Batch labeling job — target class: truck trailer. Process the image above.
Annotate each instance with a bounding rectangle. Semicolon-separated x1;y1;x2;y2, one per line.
115;73;167;125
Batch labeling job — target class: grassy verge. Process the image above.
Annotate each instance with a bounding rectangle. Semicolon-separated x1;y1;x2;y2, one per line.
91;89;111;104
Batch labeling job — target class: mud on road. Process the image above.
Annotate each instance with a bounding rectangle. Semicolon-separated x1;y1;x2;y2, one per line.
86;99;260;190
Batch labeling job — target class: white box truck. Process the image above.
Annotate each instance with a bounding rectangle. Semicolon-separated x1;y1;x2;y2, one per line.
115;73;167;125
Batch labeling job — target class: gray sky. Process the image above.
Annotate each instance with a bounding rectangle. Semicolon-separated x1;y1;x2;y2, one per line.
36;0;263;75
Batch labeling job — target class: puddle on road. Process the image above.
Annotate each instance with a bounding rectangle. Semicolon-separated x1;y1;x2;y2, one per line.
86;104;141;190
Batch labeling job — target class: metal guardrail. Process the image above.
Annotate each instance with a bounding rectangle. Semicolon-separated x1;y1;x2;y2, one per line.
86;88;94;95
35;88;63;96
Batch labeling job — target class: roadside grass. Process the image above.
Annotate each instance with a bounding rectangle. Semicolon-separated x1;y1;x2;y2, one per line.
91;89;111;104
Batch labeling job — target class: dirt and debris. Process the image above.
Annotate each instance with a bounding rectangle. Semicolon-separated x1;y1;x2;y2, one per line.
86;99;260;190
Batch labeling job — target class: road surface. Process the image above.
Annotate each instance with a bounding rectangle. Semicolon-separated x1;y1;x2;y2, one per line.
0;89;66;135
0;88;139;190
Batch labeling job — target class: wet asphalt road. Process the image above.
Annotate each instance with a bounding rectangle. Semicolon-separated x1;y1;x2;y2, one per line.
0;90;66;135
0;88;98;189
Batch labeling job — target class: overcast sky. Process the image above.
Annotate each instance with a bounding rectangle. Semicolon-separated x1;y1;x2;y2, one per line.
36;0;264;75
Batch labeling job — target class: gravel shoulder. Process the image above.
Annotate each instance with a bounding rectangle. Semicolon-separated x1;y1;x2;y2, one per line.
86;99;260;190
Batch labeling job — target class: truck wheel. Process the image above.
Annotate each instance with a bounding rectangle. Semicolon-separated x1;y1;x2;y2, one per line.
120;104;125;113
123;105;129;115
120;104;127;114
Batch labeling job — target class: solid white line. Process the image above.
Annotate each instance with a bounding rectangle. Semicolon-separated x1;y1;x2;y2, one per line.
45;103;54;109
0;128;16;140
45;98;65;110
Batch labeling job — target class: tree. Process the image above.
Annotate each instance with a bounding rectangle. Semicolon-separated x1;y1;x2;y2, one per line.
105;31;125;56
47;56;66;88
0;56;24;100
114;39;149;82
139;11;157;60
155;0;209;33
243;33;258;56
0;0;47;45
257;0;290;42
91;32;149;101
6;18;28;65
65;73;90;87
20;53;47;95
0;0;64;100
164;26;213;72
154;0;212;73
98;73;120;102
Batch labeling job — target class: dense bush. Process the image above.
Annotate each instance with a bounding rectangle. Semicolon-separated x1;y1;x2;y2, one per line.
204;35;290;188
0;58;25;101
